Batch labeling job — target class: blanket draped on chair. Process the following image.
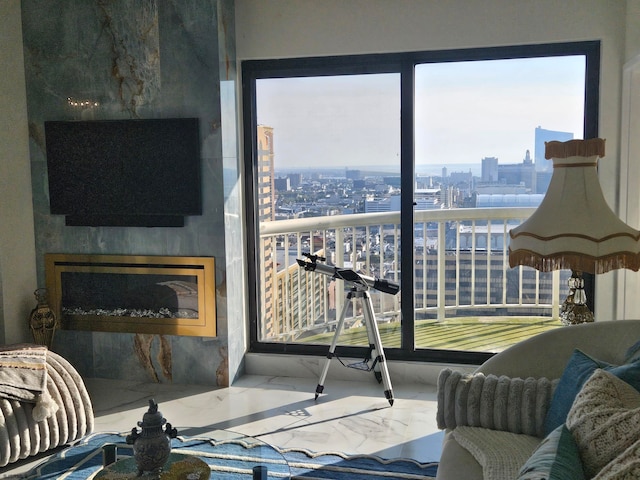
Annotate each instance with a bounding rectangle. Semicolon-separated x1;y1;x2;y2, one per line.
0;345;94;467
0;344;58;421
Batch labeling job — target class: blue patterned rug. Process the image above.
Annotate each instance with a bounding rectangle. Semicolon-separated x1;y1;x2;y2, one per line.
22;432;438;479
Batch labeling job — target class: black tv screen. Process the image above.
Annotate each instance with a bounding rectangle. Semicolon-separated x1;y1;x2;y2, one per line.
44;118;202;227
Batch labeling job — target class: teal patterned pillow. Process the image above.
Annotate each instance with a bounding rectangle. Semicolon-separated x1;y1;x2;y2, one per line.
517;424;585;480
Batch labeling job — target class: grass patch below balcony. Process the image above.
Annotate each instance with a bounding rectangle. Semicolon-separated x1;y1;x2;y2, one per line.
300;316;563;353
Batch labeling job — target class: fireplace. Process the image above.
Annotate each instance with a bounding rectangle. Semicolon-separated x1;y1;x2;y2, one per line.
45;254;216;337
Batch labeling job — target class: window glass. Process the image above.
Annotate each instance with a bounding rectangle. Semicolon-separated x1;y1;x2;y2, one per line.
413;56;584;351
255;73;401;346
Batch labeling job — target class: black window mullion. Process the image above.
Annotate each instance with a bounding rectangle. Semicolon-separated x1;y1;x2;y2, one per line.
400;60;415;352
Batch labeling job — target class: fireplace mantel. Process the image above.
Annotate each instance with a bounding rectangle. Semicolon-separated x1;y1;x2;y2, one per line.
45;254;216;337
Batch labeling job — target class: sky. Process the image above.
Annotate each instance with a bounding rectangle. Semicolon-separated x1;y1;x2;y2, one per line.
256;55;586;170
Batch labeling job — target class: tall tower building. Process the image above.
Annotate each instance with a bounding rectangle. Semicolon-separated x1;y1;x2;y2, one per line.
534;126;574;172
257;125;276;338
257;126;326;341
257;125;275;222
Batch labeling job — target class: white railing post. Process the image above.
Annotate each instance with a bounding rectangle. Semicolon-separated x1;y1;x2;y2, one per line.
335;227;345;323
553;269;561;318
437;220;446;322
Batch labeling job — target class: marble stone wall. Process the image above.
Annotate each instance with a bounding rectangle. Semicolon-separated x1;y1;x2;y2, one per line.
21;0;241;386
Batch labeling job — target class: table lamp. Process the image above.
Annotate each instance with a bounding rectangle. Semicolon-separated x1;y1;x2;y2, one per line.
508;138;640;324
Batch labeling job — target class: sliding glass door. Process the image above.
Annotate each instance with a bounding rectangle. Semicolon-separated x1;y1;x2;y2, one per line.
243;41;600;364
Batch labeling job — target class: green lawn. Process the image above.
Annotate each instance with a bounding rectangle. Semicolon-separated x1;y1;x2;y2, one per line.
300;316;563;353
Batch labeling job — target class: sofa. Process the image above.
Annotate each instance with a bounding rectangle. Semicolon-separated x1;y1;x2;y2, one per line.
435;319;640;480
0;344;94;467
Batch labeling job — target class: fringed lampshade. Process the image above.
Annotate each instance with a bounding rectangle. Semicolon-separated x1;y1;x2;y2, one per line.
508;138;640;324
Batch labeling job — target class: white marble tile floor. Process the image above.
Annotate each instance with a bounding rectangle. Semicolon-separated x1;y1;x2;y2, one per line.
1;374;443;478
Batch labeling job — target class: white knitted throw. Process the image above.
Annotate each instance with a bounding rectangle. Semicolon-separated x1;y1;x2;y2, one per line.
437;368;557;437
594;437;640;480
452;426;541;480
566;368;640;479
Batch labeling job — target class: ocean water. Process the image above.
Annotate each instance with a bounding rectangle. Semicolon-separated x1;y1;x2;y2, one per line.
275;163;481;178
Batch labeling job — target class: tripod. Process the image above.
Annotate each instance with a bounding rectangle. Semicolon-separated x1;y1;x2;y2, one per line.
315;283;394;406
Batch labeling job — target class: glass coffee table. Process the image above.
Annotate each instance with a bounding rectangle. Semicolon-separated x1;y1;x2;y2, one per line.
96;452;211;479
25;430;290;479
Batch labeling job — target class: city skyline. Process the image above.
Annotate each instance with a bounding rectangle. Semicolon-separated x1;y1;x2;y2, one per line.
257;55;585;169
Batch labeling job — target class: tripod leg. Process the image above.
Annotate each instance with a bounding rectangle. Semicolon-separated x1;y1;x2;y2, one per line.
362;292;394;406
315;293;351;400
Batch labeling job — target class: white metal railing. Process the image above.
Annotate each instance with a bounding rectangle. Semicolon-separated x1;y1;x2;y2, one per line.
259;207;564;341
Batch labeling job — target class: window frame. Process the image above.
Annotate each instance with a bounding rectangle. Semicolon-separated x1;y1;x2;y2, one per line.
242;40;600;365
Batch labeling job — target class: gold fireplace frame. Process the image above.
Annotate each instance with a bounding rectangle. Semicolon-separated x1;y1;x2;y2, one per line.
45;254;216;337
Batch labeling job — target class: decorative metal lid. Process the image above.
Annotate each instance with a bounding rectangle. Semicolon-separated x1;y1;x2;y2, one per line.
138;399;166;428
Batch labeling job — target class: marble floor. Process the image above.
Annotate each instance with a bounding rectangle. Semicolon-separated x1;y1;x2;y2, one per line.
2;373;444;479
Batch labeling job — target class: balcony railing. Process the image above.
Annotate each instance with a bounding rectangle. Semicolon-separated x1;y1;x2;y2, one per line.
259;207;566;344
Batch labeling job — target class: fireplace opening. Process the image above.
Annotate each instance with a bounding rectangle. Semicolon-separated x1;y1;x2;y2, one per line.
45;254;216;337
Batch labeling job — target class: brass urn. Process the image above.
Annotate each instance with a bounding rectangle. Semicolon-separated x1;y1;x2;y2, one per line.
28;288;58;348
126;399;178;476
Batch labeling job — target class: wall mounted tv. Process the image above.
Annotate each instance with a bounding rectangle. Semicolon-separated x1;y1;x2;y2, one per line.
44;118;202;227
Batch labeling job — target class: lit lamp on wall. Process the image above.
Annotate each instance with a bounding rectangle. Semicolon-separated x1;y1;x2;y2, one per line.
508;138;640;324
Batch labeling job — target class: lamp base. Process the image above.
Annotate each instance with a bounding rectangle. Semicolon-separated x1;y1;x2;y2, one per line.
559;299;594;325
559;271;594;325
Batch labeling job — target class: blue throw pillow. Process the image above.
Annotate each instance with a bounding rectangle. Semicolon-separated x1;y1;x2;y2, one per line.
543;349;640;435
624;338;640;363
517;424;585;480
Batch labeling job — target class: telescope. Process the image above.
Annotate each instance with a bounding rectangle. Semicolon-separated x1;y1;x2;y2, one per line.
297;253;400;296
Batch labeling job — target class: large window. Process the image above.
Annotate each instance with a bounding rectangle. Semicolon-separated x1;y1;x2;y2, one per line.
242;42;600;364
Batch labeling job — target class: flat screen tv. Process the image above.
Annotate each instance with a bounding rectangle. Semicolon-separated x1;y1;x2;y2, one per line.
44;118;202;227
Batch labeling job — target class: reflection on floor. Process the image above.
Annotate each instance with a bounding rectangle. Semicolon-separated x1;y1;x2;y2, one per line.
2;374;444;478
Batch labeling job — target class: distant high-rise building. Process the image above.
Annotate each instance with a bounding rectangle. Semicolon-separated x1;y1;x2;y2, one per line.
257;126;275;222
274;177;291;191
534;126;574;172
288;173;302;188
496;150;536;191
258;126;327;339
536;170;553;194
481;157;499;183
257;125;276;337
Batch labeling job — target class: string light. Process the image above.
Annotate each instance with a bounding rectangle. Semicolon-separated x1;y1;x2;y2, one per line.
67;97;100;109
